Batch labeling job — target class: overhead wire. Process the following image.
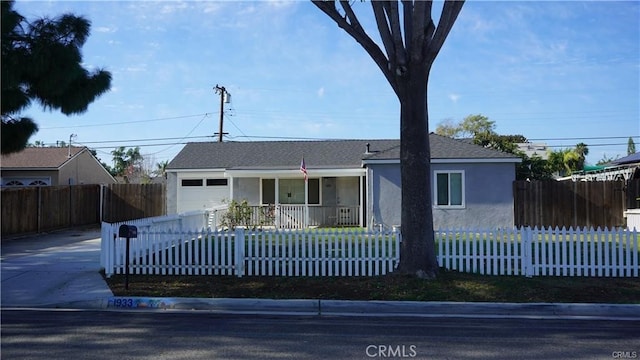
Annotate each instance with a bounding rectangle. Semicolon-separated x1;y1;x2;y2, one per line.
39;113;211;130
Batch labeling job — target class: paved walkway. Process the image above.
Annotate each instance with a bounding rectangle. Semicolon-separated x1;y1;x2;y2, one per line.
1;228;113;307
1;228;639;320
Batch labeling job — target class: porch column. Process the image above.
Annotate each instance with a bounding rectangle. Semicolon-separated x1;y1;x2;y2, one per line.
359;175;364;227
304;179;309;227
275;178;280;228
229;175;234;201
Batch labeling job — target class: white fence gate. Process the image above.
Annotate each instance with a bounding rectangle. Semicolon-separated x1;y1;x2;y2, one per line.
101;224;639;278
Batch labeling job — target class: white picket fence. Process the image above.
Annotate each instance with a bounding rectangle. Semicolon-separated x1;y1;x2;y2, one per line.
100;210;209;269
101;225;639;278
438;227;639;277
102;227;399;277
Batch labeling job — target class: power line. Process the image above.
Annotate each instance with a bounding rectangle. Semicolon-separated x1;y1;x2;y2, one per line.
545;142;633;148
77;135;214;145
39;113;211;129
58;133;640;147
528;136;639;141
145;113;211;156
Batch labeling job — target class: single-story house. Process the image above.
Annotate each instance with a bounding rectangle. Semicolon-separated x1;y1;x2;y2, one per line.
0;146;116;187
165;134;521;229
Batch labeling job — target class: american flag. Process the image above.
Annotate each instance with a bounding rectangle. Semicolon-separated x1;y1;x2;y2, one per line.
300;157;307;181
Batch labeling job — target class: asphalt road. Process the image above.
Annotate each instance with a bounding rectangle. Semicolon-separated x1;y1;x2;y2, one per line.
2;309;638;360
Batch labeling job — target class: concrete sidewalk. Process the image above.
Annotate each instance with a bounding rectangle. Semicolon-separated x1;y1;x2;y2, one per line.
2;228;639;320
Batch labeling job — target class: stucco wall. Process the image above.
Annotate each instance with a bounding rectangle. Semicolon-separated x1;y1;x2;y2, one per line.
431;162;515;229
59;150;115;185
1;151;113;186
368;162;516;230
367;164;402;229
166;172;178;214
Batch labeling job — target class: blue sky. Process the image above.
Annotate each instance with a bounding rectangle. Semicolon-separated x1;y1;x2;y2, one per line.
14;0;640;168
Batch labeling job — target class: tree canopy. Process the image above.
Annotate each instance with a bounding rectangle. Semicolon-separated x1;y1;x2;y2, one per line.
1;0;111;154
435;114;495;139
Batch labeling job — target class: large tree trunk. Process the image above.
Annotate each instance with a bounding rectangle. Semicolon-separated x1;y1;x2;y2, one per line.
312;0;465;278
396;66;437;278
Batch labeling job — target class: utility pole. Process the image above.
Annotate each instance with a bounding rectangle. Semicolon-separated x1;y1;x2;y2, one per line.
214;85;230;142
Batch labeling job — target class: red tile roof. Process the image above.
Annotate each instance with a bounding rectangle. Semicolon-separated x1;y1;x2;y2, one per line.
0;147;86;169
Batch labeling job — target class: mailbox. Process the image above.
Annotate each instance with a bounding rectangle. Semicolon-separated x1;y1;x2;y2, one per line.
118;224;137;238
118;224;137;290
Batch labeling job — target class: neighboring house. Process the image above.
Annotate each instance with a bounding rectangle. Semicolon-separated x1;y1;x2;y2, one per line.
166;134;521;229
568;152;640;182
0;147;116;187
515;142;549;160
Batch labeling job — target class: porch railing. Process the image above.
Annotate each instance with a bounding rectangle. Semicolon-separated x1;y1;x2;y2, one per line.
220;205;361;229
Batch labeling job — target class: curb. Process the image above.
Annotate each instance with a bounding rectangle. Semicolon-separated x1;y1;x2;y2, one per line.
30;297;640;320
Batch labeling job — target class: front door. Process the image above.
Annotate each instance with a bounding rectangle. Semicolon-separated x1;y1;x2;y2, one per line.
336;177;359;225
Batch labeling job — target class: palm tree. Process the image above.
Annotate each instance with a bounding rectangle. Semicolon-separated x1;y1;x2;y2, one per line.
574;143;589;171
154;160;169;179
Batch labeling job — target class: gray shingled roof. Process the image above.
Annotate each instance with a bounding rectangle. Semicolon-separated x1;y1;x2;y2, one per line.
167;134;519;170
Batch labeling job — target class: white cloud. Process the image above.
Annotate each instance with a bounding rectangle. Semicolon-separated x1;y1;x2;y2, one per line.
125;65;147;73
448;93;460;103
266;0;295;9
317;87;325;98
95;26;117;33
160;1;188;15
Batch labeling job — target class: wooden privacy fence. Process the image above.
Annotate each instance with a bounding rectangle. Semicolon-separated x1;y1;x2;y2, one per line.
101;183;166;223
1;185;100;235
513;180;640;229
101;225;639;278
1;183;166;236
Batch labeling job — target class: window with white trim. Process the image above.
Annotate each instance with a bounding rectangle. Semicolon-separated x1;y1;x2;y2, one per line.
261;178;320;205
434;171;465;208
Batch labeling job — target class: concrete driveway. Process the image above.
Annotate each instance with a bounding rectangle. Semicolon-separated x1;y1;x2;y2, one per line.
1;227;113;308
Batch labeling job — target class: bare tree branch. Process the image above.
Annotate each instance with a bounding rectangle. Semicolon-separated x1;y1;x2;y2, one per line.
424;0;464;61
401;0;413;55
383;2;406;71
339;0;363;30
312;0;398;92
371;2;395;63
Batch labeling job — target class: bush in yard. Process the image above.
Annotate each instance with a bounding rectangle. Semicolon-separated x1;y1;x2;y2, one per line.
221;199;253;230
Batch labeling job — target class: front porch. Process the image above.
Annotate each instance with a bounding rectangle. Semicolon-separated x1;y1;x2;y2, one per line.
220;169;366;229
209;204;362;229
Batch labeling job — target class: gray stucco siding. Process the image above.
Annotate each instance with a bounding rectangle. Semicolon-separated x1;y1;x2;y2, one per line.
368;162;515;230
367;164;402;229
431;162;515;229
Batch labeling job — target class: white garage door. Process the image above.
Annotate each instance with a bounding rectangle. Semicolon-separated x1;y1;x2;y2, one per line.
178;178;229;213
